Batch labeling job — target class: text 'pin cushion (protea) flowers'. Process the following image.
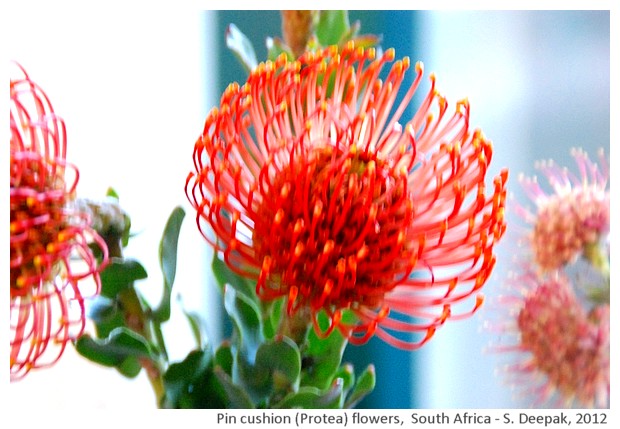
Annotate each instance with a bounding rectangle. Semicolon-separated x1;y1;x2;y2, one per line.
186;43;508;349
10;63;108;380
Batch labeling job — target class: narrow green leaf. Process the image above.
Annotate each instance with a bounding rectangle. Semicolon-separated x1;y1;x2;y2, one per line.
121;212;132;248
224;285;264;360
331;363;355;393
226;23;258;73
344;364;376;409
212;252;256;302
74;327;156;373
316;11;350;46
106;187;120;200
213;366;255;409
214;341;234;376
212;252;281;343
266;37;294;62
183;309;208;350
99;258;147;298
154;206;185;322
262;298;283;340
337;20;380;48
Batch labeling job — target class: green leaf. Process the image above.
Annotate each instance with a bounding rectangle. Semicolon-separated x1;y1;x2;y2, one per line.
331;363;355;393
212;252;281;341
251;336;301;394
262;298;283;340
212;252;256;303
92;307;127;339
224;285;264;361
74;327;156;378
106;187;120;200
214;341;234;376
153;206;185;322
300;311;348;389
274;381;344;409
266;37;295;62
162;349;227;409
316;11;350;46
338;20;380;49
121;212;132;248
213;366;255;409
117;356;143;378
344;364;376;408
99;258;148;298
183;309;208;350
226;23;258;73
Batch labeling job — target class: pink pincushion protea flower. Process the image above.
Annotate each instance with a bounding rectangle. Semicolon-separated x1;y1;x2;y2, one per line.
10;63;108;380
496;269;609;408
186;43;508;349
517;148;609;272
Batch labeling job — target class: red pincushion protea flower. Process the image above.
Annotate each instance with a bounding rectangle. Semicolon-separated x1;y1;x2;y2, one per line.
10;63;108;380
186;43;508;349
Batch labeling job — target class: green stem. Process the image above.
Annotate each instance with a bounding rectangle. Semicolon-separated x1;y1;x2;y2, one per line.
583;241;609;276
583;241;610;305
106;234;166;407
87;197;167;406
118;281;167;406
152;322;169;363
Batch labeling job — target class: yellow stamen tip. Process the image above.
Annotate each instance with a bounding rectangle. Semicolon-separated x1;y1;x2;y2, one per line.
294;242;304;258
274;209;284;224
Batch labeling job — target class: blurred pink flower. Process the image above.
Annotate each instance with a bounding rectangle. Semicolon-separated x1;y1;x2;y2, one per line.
517;148;609;272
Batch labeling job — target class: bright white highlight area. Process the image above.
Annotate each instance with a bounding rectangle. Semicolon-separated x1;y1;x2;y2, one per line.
8;8;217;409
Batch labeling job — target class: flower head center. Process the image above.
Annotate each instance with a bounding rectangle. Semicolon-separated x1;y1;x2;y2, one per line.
532;187;610;270
10;156;70;297
254;144;412;312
